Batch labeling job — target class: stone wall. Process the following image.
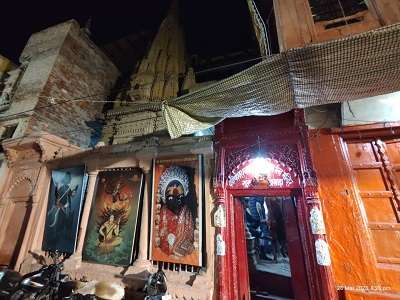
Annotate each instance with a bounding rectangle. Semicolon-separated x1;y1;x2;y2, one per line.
26;20;120;147
0;20;119;147
0;133;80;268
12;136;215;300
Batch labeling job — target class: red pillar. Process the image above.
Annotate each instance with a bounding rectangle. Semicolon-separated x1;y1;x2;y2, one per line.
298;108;338;299
214;187;230;300
304;187;338;300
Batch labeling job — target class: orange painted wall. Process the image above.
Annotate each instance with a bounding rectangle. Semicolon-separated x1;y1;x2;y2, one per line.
309;130;400;298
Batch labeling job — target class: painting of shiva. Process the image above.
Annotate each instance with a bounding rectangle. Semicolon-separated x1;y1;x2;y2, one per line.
151;155;203;266
82;169;143;266
42;166;88;253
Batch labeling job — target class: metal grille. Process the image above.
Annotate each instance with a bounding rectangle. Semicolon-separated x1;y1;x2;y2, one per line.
308;0;368;22
151;260;201;273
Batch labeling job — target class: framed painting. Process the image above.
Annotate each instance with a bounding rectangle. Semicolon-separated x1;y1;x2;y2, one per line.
42;165;88;254
150;155;203;266
82;168;143;266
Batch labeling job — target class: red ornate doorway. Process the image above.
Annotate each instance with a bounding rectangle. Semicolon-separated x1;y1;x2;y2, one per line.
233;193;311;299
213;112;338;300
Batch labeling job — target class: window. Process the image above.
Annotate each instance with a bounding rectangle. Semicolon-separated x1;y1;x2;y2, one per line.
1;125;17;140
0;124;18;152
309;0;368;22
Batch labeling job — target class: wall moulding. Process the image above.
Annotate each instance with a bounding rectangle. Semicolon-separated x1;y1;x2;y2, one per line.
2;132;81;167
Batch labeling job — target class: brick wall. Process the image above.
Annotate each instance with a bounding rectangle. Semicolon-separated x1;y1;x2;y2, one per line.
2;20;120;147
27;20;119;147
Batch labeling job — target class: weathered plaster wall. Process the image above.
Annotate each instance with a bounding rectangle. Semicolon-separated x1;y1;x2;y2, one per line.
342;91;400;126
309;131;400;298
305;104;341;129
0;133;80;268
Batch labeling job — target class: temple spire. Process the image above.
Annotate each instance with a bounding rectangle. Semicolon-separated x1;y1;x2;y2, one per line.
116;0;187;106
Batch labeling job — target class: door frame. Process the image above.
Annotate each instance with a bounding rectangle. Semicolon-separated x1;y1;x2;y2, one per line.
227;189;310;300
213;112;338;300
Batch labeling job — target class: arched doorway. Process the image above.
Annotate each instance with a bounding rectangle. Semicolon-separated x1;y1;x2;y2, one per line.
213;112;337;300
226;157;309;299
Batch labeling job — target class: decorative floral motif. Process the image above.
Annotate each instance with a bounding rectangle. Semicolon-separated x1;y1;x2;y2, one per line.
225;143;300;182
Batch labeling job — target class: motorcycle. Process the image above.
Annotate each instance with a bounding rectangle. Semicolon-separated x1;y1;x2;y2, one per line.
0;264;23;299
0;251;72;300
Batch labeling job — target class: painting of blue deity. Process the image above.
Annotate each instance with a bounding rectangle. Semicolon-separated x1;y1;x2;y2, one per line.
42;166;88;253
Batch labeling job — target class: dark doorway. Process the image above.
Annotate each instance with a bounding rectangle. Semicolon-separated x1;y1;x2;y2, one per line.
240;196;306;300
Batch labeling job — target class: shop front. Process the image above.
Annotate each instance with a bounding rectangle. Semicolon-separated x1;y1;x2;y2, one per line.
213;111;337;299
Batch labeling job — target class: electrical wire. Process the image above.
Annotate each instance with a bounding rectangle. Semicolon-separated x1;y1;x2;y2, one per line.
6;111;400;150
0;85;134;121
194;56;264;75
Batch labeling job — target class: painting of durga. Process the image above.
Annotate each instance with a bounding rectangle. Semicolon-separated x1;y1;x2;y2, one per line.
82;169;143;266
151;155;203;266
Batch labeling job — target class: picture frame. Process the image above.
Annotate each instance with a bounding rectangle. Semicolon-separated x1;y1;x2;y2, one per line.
82;168;144;266
150;155;203;266
42;165;88;254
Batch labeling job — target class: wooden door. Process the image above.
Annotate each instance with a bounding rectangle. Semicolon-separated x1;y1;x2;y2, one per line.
345;138;400;266
0;202;32;267
283;197;310;300
234;198;251;300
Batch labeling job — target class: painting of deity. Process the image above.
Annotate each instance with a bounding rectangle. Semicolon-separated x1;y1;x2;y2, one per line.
82;169;143;266
150;155;203;266
42;166;88;254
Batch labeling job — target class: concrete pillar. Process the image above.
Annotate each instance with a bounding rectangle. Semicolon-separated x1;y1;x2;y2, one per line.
75;170;98;256
132;160;152;270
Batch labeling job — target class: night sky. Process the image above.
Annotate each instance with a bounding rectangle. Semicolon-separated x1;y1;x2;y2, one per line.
0;0;257;64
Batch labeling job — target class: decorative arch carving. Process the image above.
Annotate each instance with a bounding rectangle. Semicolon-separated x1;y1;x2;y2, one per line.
6;175;34;201
227;157;299;189
224;143;301;184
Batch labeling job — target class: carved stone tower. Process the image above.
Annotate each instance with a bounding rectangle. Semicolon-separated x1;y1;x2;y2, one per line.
103;0;194;144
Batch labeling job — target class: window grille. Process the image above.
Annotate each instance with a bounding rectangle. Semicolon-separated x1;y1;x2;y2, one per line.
309;0;368;22
151;260;201;273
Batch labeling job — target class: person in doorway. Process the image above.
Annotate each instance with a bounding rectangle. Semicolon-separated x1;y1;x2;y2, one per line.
267;198;288;262
244;197;272;260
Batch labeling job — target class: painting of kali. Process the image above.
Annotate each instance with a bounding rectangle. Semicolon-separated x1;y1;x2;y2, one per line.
151;155;203;266
82;169;143;266
42;166;88;254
